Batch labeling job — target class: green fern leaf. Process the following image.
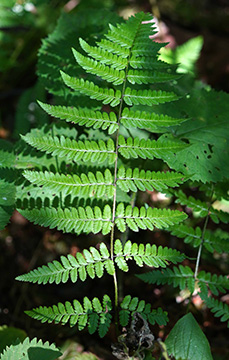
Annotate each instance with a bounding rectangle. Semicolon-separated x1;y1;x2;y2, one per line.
114;239;185;271
137;265;195;293
115;204;187;232
197;271;229;296
129;55;173;70
199;293;229;326
174;190;229;223
127;69;179;85
170;224;229;253
120;108;186;132
22;133;116;165
119;295;168;326
38;101;119;135
23;169;114;200
61;71;121;107
123;87;180;106
118;134;186;160
18;205;112;235
170;224;203;247
72;48;125;85
97;38;129;58
16;242;116;285
79;38;127;70
117;166;186;192
203;229;229;253
25;295;113;337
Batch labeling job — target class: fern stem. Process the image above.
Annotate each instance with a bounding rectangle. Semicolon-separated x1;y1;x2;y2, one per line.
110;75;128;336
194;214;209;279
109;16;146;335
194;185;214;279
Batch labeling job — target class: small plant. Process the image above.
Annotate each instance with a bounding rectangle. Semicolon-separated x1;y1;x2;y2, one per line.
2;10;228;360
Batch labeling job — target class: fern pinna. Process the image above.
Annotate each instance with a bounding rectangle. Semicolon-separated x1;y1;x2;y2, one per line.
16;12;189;340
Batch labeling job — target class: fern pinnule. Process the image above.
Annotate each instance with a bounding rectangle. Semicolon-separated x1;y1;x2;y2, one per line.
170;224;229;253
16;243;115;285
61;71;122;107
23;169;115;199
119;295;168;327
25;295;112;337
123;87;180;106
137;265;196;293
138;266;229;300
22;133;116;164
115;204;187;233
117;166;187;193
174;190;229;223
197;271;229;296
19;205;113;235
114;239;185;271
79;38;127;69
38;101;119;134
117;134;187;160
72;48;125;85
199;292;229;326
120;108;186;132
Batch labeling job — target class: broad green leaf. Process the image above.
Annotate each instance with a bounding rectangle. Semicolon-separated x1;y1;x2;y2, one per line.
165;313;213;360
161;87;229;183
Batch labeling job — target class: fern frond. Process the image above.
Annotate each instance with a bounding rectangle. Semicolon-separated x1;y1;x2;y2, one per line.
170;224;229;253
16;242;115;285
23;169;114;199
174;190;229;223
61;71;121;107
0;337;62;360
97;38;129;58
137;265;195;294
25;295;113;337
138;266;229;298
174;190;209;216
199;292;229;326
121;108;186;132
79;38;127;70
38;101;118;135
21;133;116;165
115;204;187;232
123;87;180;106
197;271;229;296
114;239;185;271
119;295;168;327
117;166;186;193
118;135;186;160
72;49;125;85
19;205;112;235
127;69;179;85
170;224;203;247
129;56;173;70
204;229;229;253
132;42;169;57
